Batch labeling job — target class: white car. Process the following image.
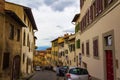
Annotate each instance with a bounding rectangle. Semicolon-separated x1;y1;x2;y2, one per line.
35;66;41;71
64;67;92;80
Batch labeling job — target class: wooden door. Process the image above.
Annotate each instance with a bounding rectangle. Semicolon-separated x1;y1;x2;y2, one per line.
12;56;20;80
106;50;114;80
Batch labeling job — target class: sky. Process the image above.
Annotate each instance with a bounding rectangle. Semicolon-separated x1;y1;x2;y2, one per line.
6;0;80;48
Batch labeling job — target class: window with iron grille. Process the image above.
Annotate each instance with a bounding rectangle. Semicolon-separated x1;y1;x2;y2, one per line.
93;39;99;57
3;53;10;70
9;24;14;40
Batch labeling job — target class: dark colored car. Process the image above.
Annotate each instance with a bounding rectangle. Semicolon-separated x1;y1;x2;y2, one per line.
59;66;69;77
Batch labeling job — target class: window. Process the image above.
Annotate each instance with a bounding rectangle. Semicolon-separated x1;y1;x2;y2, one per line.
9;24;14;40
24;13;26;23
90;5;93;23
23;53;25;63
73;44;75;51
105;35;112;46
76;39;80;48
80;0;84;9
75;23;80;33
23;31;26;46
86;41;90;55
3;53;10;70
104;0;114;8
65;50;68;54
27;34;29;47
94;0;103;17
17;29;20;41
98;0;103;13
93;39;99;57
62;51;65;56
82;43;84;55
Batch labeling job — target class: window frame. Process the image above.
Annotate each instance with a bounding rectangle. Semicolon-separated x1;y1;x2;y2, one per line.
2;53;10;70
93;37;99;58
86;41;90;56
9;24;14;40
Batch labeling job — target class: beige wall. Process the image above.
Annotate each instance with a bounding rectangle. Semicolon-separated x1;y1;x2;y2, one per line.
78;0;120;79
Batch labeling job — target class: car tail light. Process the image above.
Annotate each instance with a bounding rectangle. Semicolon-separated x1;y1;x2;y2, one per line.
66;73;71;78
88;74;92;80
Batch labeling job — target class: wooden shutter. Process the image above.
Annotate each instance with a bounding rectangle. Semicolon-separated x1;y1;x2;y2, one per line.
86;42;89;55
93;39;98;57
82;43;84;54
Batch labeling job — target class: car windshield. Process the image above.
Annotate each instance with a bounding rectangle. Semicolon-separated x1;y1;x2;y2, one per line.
69;68;88;75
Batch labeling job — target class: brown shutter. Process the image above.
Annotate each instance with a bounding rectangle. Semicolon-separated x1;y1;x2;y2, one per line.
82;43;84;55
90;5;93;22
93;39;98;57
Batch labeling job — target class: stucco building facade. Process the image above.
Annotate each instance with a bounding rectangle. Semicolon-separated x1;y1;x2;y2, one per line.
74;0;120;80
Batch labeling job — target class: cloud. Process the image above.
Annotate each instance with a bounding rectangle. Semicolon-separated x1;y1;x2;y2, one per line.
5;0;80;47
6;0;44;9
43;0;57;6
56;25;63;29
44;0;77;11
63;27;75;33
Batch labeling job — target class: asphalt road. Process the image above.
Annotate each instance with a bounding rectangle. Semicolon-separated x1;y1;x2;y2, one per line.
29;70;57;80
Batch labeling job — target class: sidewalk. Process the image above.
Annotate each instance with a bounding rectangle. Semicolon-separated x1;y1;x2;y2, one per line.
18;72;35;80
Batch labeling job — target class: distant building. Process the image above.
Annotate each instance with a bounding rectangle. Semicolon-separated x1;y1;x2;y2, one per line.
63;34;70;66
68;34;76;66
33;50;47;67
58;37;65;65
45;48;52;66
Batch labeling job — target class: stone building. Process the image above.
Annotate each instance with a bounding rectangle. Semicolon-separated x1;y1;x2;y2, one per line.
0;1;38;80
0;1;27;80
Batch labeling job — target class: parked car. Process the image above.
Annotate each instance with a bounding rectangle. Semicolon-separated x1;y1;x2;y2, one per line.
35;66;41;71
64;67;92;80
59;66;69;76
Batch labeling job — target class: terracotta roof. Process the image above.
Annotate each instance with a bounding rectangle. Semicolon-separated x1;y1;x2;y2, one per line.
24;7;38;30
72;13;80;22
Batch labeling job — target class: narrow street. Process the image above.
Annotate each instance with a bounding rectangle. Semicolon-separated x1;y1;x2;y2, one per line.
29;70;57;80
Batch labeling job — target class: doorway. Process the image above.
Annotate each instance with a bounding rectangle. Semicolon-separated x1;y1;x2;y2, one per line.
105;50;114;80
12;55;20;80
